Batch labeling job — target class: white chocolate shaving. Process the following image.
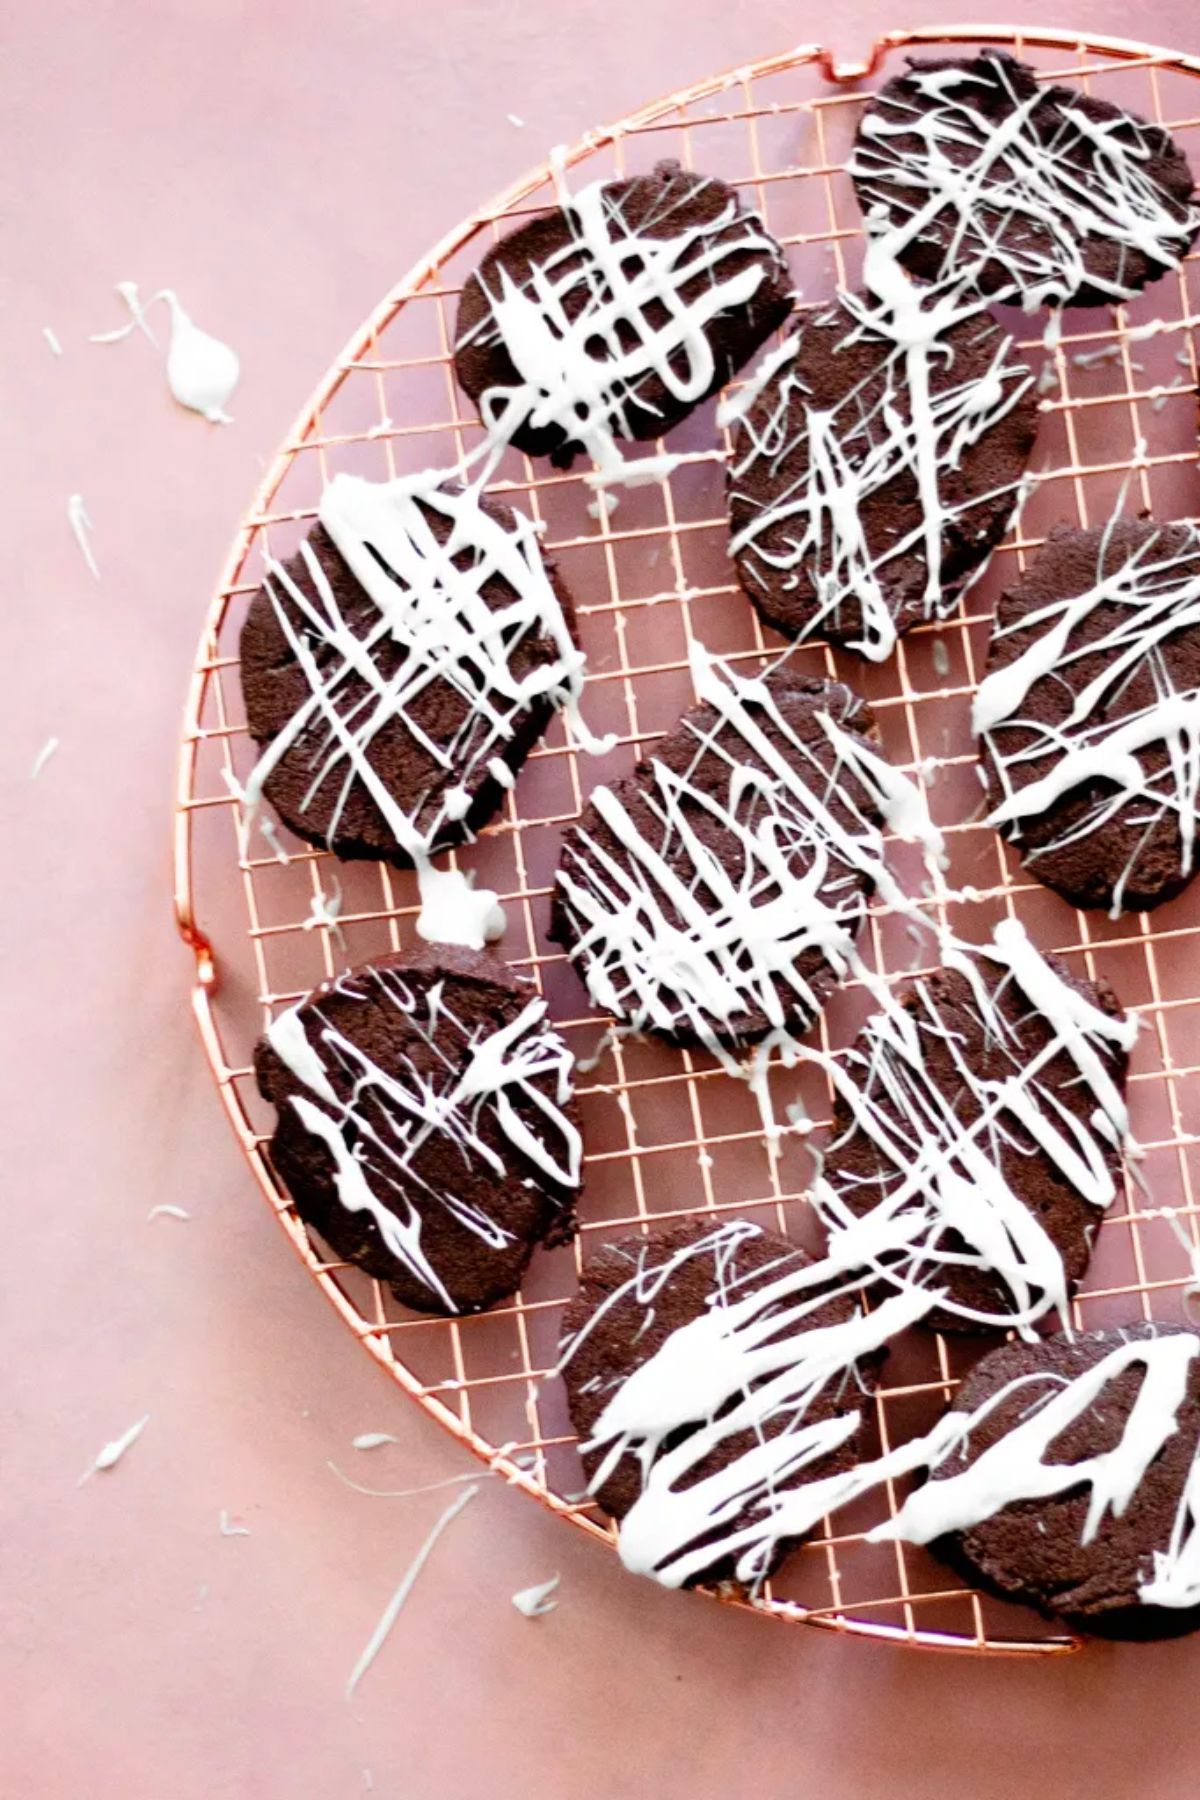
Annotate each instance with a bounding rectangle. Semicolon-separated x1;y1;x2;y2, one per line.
30;737;59;779
78;1414;150;1485
345;1484;479;1699
67;494;99;580
511;1574;560;1617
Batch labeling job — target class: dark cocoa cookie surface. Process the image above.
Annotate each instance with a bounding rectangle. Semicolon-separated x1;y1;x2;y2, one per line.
821;928;1132;1334
238;477;582;865
254;946;582;1315
918;1324;1200;1636
727;291;1038;660
976;518;1200;915
560;1217;884;1587
550;659;888;1048
850;50;1198;308
454;160;793;467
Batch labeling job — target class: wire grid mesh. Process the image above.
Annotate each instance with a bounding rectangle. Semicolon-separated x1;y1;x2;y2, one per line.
174;27;1200;1654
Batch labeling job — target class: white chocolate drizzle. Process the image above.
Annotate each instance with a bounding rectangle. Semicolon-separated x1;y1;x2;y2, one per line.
559;913;1139;1588
1143;1436;1200;1608
848;54;1199;311
89;280;157;345
414;865;506;951
975;519;1200;917
555;643;939;1050
715;335;799;430
328;1463;491;1500
266;961;582;1312
455;158;788;481
302;876;346;947
559;1217;941;1587
728;287;1034;661
564;1221;1197;1600
877;1332;1199;1559
813;916;1135;1337
244;470;607;918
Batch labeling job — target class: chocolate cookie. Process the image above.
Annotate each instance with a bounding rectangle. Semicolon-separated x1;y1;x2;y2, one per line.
239;471;584;864
559;1217;886;1588
551;653;896;1050
850;50;1198;309
454;160;793;468
254;946;582;1315
727;291;1038;661
819;919;1134;1335
976;518;1200;915
895;1324;1200;1637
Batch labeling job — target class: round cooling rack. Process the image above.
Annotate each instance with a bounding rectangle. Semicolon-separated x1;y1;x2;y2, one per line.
175;26;1200;1654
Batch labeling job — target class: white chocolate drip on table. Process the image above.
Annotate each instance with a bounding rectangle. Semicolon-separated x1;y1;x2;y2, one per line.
89;281;240;423
30;737;59;780
266;963;582;1312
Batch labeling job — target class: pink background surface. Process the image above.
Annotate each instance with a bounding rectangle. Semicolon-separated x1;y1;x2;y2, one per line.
6;3;1200;1796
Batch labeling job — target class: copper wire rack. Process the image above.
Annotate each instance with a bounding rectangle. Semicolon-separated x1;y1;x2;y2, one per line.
174;26;1200;1654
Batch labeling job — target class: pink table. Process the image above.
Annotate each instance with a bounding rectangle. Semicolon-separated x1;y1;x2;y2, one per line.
5;3;1200;1795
